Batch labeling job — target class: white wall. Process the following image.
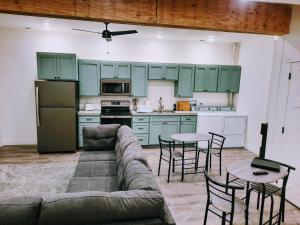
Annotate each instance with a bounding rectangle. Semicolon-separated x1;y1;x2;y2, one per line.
237;36;275;153
0;27;234;145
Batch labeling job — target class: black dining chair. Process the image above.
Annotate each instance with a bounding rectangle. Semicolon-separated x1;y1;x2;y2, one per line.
249;159;295;224
204;171;248;225
158;135;183;182
199;132;225;175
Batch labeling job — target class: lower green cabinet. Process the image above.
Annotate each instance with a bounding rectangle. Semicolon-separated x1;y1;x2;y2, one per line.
149;122;164;145
180;122;196;133
163;122;180;141
78;116;100;148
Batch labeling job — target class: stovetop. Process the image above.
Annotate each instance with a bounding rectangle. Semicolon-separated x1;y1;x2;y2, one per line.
101;100;131;116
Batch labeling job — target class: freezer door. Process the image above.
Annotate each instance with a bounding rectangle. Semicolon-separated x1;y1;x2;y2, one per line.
35;81;76;107
37;107;76;153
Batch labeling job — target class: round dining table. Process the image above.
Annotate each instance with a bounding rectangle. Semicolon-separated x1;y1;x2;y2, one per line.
170;133;211;181
227;159;288;225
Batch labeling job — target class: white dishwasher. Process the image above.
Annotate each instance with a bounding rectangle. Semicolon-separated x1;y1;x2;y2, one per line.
197;112;247;148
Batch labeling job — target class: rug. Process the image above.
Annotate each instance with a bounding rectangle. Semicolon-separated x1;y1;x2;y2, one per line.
0;162;76;200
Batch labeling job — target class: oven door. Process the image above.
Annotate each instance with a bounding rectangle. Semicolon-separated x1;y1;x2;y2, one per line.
101;116;132;127
101;80;131;96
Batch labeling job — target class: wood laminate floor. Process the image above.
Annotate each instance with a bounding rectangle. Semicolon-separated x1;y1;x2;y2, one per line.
0;145;299;225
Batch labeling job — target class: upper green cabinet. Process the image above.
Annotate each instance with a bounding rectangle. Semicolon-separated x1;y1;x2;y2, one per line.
78;60;100;96
194;66;219;92
101;61;130;79
131;63;148;97
148;64;179;81
175;65;195;98
37;52;77;80
217;66;241;93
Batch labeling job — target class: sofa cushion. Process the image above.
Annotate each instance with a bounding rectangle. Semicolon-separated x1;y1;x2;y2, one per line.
0;197;42;225
83;124;121;151
37;190;164;225
79;151;116;162
124;160;159;191
67;177;117;193
74;161;117;177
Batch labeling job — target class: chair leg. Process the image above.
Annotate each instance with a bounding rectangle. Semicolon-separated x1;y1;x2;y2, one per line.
221;212;226;225
281;190;286;222
181;156;184;181
269;195;274;225
257;192;260;210
203;201;209;225
167;159;171;183
229;212;234;225
172;158;175;172
158;153;162;176
245;185;251;225
219;153;222;175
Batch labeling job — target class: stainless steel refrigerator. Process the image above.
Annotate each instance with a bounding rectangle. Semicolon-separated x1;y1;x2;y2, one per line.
35;81;78;153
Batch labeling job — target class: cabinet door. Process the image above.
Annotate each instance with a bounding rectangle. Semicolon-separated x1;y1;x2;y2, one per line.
217;66;231;92
131;63;148;97
165;64;179;80
116;63;130;79
164;122;180;141
180;122;196;133
101;62;115;79
230;66;241;93
205;66;219;92
57;54;77;80
223;117;246;135
37;53;57;80
175;65;195;97
194;66;206;92
148;64;164;80
149;122;164;145
78;60;100;96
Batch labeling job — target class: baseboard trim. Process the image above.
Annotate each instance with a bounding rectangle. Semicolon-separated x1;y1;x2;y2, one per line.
1;139;37;146
244;144;259;154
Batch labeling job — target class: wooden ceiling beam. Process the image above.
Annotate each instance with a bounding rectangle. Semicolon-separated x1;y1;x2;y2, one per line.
0;0;292;35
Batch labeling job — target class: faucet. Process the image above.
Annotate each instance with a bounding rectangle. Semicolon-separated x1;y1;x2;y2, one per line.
158;97;164;113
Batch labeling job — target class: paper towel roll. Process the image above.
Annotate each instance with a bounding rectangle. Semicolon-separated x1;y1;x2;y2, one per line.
145;98;150;106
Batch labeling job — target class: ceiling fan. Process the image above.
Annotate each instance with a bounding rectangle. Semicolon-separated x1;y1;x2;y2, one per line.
72;22;138;42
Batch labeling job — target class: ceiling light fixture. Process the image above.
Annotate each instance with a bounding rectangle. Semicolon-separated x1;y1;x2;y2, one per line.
157;34;163;39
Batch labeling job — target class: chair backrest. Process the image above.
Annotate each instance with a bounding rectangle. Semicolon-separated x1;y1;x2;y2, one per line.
209;132;225;150
262;158;295;182
158;135;175;157
204;171;244;211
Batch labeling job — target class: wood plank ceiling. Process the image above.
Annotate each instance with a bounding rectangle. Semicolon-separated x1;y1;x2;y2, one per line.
0;0;292;35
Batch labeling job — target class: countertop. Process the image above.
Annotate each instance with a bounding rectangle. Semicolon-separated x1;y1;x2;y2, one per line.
131;111;198;116
196;111;247;117
78;110;101;116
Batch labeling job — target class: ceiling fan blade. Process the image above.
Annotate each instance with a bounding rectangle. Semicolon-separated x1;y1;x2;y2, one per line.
72;28;102;34
110;30;138;36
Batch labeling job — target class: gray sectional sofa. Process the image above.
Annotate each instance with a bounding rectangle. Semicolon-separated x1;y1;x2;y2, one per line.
0;125;176;225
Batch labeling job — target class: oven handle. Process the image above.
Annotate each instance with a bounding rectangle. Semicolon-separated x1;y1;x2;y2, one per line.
101;115;132;119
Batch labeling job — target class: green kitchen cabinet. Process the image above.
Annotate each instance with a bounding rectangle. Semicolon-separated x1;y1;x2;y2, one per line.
175;65;195;97
194;65;218;92
148;64;179;81
78;116;100;148
78;60;100;96
131;63;148;97
148;64;164;80
37;52;77;80
101;62;115;79
163;122;180;141
217;66;241;93
180;122;196;133
101;61;130;79
149;122;164;145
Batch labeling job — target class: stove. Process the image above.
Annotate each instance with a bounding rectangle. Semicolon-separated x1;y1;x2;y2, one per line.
101;100;132;127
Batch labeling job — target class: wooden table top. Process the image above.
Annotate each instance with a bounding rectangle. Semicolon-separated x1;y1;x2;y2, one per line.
170;133;211;142
227;159;288;184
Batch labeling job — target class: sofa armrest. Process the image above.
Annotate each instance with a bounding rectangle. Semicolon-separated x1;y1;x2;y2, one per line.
163;203;176;225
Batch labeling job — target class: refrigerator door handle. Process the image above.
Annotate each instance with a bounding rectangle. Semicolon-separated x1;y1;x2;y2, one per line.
35;87;40;127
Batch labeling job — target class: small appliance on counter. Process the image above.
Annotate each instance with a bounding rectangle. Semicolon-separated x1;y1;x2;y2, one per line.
136;105;153;113
84;103;95;111
176;101;191;111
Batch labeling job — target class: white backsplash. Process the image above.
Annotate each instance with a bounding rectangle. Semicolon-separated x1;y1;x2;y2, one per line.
79;80;233;110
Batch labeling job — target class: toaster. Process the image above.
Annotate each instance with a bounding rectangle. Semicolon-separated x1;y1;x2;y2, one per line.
176;101;191;111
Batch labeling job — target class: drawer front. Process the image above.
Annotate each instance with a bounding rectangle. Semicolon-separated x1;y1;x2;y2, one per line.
150;116;180;122
181;115;197;122
79;116;100;123
78;123;99;136
132;116;149;123
136;134;149;145
133;123;149;134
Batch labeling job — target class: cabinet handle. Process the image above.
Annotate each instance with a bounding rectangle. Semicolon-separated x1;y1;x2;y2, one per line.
186;118;191;120
138;128;143;130
86;118;92;121
138;139;143;142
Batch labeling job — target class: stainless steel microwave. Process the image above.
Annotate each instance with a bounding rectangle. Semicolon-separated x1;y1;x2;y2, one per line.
101;79;131;96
